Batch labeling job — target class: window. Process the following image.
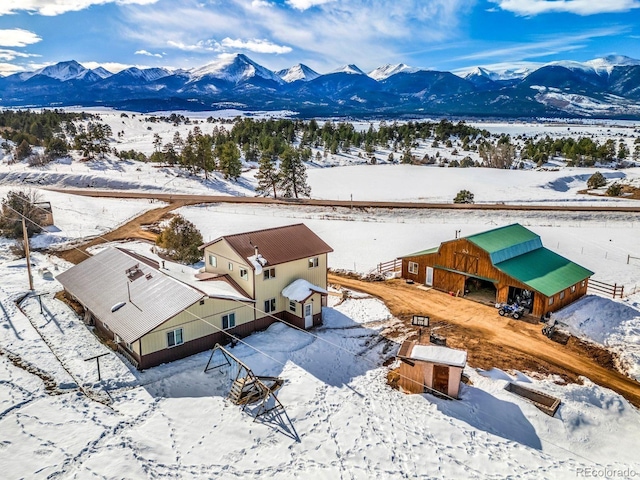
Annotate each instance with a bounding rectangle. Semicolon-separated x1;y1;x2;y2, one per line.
264;268;276;280
408;262;418;275
240;268;248;280
548;297;554;306
208;254;217;267
308;257;319;268
167;328;184;347
199;299;205;305
559;290;565;300
125;342;133;351
228;262;233;271
289;300;296;312
222;313;235;329
264;298;276;313
571;285;576;293
581;280;586;287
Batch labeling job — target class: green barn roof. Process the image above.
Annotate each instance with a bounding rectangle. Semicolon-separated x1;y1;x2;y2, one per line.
466;223;543;264
400;246;439;258
495;247;594;297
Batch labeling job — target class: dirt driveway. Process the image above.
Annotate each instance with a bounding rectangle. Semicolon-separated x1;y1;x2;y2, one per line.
329;274;640;408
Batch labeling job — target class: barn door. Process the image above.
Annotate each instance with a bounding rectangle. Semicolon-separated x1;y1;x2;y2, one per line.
425;267;434;286
432;365;449;395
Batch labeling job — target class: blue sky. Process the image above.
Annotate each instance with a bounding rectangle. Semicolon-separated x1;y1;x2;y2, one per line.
1;0;640;76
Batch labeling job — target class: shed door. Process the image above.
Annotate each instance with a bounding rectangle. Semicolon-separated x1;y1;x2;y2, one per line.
425;267;434;286
304;304;313;329
432;365;449;395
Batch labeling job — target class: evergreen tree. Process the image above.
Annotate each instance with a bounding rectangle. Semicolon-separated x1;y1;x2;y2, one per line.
0;189;44;238
255;153;280;198
279;147;310;198
453;190;474;204
216;141;241;179
14;140;32;161
587;171;607;189
156;215;204;264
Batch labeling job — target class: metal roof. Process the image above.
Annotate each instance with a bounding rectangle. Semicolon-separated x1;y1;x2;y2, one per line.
400;246;439;258
56;248;204;344
201;223;333;269
495;247;594;297
466;224;543;264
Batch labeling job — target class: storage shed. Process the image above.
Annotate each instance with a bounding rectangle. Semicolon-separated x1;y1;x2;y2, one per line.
400;224;594;318
396;340;467;399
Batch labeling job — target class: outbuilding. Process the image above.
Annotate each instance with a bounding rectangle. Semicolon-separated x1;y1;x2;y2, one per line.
400;223;594;318
396;340;467;398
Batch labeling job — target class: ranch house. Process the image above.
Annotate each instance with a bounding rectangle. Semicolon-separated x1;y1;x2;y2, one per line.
57;223;332;369
400;223;593;318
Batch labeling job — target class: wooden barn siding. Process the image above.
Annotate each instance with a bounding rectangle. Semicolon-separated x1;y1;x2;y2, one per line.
401;239;589;317
397;359;425;394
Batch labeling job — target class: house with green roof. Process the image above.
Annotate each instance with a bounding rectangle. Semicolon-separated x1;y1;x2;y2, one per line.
400;224;593;318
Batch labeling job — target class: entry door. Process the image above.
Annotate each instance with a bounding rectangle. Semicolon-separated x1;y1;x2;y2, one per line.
304;304;313;329
432;365;449;395
425;266;434;286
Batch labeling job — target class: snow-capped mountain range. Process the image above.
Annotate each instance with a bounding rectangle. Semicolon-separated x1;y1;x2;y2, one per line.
2;54;640;118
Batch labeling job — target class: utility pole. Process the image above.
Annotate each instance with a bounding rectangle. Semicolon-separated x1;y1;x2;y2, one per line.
22;217;34;291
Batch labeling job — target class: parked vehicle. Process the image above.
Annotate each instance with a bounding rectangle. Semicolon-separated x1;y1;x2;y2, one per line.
497;303;525;319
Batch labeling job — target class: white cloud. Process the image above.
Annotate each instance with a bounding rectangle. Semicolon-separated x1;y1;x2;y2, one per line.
80;61;137;73
0;48;40;61
0;0;159;16
286;0;335;10
490;0;640;16
0;28;42;47
135;49;162;58
220;38;292;54
0;62;25;75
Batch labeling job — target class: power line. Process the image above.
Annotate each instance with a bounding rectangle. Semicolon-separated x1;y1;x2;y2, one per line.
2;196;606;467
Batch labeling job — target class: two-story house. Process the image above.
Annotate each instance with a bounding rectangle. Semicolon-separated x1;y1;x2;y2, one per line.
199;223;334;331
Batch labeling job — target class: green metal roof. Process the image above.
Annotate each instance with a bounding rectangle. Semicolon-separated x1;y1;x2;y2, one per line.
400;246;439;258
495;247;594;297
466;224;543;264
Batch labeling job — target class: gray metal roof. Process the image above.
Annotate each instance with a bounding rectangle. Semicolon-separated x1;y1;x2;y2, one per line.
57;248;204;344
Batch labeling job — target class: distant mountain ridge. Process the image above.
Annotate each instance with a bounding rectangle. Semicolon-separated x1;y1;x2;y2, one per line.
2;54;640;118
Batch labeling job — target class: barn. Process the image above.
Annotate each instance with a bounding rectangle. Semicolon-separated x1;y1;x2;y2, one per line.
400;224;593;318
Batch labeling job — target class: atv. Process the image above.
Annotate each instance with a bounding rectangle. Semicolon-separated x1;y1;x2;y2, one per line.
497;303;525;319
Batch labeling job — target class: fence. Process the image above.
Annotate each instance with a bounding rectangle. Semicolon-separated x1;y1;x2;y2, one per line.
378;258;402;274
588;279;624;298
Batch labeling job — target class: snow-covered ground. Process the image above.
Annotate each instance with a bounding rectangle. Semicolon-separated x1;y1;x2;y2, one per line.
1;111;640;478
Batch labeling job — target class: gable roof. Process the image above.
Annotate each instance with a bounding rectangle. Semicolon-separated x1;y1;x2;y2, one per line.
495;247;594;297
200;223;333;268
57;248;204;344
466;223;543;264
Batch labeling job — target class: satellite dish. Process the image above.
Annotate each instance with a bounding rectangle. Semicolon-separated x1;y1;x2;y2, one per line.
111;301;126;312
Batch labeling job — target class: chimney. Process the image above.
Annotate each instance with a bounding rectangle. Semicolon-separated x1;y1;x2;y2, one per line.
254;245;259;257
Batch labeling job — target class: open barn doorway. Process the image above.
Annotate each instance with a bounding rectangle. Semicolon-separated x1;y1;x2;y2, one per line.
464;277;497;306
508;286;535;314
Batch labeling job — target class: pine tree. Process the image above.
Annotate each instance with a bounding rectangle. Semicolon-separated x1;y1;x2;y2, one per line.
255;154;280;198
156;215;203;264
279;147;310;199
216;141;241;180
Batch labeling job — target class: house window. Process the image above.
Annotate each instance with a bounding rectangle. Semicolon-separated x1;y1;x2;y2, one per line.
289;300;296;312
167;328;183;347
208;254;217;267
308;257;319;268
581;280;586;287
114;334;121;344
228;262;233;271
559;290;565;300
222;313;236;329
125;342;133;351
571;285;576;294
408;262;418;275
199;299;205;305
240;268;248;280
548;296;554;306
264;298;276;313
264;268;276;280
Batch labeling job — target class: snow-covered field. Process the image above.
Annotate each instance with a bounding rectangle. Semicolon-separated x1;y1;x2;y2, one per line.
1;111;640;478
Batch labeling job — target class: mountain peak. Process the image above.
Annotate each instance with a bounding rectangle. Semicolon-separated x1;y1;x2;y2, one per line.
190;53;283;84
276;64;320;83
331;64;365;75
368;63;419;81
30;60;89;81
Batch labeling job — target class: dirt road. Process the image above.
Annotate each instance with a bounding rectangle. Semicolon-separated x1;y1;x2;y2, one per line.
329;274;640;408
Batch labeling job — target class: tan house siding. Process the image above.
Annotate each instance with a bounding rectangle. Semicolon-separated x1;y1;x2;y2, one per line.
202;240;254;298
141;297;254;356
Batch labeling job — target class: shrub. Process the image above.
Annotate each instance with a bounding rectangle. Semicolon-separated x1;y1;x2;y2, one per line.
606;183;622;197
587;171;607;189
453;189;474;204
155;215;203;264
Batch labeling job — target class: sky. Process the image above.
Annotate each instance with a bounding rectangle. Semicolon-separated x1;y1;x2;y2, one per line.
1;0;640;76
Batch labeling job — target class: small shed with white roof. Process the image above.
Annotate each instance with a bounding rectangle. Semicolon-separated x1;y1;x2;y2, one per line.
396;340;467;398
